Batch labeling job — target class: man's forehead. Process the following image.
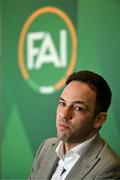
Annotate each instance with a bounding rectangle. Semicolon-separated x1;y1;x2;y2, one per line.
62;81;96;96
60;81;97;107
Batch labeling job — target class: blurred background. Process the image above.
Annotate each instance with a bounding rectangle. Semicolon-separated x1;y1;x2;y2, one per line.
1;0;120;179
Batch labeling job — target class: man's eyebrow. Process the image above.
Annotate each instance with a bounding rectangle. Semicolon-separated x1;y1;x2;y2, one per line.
59;97;88;108
59;97;66;101
72;101;88;108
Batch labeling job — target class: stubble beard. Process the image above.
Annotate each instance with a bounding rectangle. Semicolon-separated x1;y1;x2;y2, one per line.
57;125;96;144
57;127;81;144
57;128;72;142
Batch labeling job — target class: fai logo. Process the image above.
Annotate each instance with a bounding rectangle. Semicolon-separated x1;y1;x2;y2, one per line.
18;7;77;94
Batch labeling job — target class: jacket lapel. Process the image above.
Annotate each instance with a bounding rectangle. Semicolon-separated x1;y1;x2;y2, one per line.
65;135;104;180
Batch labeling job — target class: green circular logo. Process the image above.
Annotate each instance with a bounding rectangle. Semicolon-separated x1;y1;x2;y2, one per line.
18;7;77;94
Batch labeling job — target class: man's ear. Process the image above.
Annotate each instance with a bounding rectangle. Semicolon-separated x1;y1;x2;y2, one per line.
94;112;107;129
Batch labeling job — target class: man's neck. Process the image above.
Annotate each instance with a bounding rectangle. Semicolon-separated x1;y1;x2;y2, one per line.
64;142;80;153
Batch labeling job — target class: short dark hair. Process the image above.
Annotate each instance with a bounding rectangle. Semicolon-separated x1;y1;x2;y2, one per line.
66;70;112;115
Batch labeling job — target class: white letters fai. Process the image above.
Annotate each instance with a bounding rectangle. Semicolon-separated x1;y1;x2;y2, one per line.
27;30;67;69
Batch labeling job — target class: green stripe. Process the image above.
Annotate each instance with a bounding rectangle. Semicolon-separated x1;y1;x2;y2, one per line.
2;107;33;179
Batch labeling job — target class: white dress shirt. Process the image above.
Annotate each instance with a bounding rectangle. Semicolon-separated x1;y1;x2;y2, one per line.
51;135;97;180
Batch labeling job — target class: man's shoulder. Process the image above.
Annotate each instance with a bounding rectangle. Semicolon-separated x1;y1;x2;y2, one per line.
101;142;120;163
39;137;60;151
90;134;120;164
95;135;120;166
36;137;59;158
44;137;59;145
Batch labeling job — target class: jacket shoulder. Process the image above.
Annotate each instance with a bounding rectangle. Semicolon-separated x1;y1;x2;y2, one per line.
36;137;59;158
100;143;120;166
44;137;59;145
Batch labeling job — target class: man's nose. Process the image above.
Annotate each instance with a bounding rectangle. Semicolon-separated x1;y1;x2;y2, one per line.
61;106;72;120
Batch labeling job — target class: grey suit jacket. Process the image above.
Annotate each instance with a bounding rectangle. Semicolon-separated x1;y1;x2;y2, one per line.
29;134;120;179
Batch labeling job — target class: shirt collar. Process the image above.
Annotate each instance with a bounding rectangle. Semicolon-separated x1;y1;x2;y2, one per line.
56;134;97;160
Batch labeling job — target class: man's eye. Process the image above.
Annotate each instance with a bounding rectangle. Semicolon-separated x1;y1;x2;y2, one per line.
74;106;84;112
59;101;65;106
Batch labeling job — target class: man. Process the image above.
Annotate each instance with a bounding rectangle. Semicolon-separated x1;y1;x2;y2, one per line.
29;70;120;180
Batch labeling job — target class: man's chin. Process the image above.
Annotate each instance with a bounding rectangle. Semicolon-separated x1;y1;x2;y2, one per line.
57;132;67;141
57;133;70;142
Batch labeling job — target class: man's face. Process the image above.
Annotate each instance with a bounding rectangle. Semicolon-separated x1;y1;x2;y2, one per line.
56;81;98;143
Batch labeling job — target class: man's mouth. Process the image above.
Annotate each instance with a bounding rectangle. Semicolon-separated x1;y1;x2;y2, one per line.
59;123;70;130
